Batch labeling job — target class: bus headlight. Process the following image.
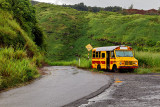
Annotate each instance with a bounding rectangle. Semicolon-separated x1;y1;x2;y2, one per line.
134;62;137;65
120;62;122;65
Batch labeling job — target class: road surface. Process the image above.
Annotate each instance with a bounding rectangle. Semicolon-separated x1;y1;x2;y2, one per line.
79;73;160;107
0;66;111;107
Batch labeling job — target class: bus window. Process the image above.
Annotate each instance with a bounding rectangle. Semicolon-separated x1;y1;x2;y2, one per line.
93;51;95;58
99;52;101;58
111;51;115;58
102;53;105;58
96;52;98;58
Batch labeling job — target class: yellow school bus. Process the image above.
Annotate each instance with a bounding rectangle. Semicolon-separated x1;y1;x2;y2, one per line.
92;45;138;72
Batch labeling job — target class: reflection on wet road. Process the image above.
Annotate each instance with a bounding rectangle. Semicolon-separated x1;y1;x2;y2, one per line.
0;66;110;107
79;73;160;107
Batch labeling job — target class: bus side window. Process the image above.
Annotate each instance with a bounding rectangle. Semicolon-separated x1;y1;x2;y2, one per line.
99;52;101;58
111;51;115;58
96;52;99;58
102;53;105;58
93;51;95;58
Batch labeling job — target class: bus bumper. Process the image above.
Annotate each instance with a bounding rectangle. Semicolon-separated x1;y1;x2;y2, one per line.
118;66;138;69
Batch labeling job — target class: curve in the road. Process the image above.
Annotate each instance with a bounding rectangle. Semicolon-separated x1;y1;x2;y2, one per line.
0;66;112;107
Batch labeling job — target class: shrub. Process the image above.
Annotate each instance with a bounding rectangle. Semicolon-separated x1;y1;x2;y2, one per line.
0;48;39;90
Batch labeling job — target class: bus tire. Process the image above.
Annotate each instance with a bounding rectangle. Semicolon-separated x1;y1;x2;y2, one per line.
112;65;118;73
97;65;101;71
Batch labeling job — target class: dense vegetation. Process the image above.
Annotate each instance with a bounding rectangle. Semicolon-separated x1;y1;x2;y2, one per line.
35;3;160;73
36;3;114;62
87;12;160;51
0;0;45;90
0;0;45;50
62;3;122;12
62;3;160;15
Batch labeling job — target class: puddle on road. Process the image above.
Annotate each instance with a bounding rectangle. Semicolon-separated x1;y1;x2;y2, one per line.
114;78;123;83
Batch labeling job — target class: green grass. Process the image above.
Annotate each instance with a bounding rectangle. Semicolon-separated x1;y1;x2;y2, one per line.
46;58;91;69
135;67;160;74
35;3;114;61
0;48;40;90
47;60;77;66
77;58;92;69
135;68;151;74
135;51;160;74
135;51;160;67
87;12;160;47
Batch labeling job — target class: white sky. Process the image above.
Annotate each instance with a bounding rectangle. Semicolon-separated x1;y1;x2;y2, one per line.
33;0;160;10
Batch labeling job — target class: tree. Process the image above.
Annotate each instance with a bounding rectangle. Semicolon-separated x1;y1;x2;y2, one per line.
104;6;122;12
61;3;123;12
128;4;134;9
0;0;45;48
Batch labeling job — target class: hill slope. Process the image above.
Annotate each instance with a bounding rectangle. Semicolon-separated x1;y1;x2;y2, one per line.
35;3;113;61
0;0;45;90
87;11;160;47
35;3;160;62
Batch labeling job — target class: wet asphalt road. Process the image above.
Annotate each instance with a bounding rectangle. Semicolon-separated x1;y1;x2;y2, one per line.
79;73;160;107
0;66;111;107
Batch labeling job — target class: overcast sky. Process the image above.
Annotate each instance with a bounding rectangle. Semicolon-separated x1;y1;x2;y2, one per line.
33;0;160;10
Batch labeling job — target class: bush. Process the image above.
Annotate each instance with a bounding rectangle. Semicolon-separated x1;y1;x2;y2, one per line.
0;48;39;90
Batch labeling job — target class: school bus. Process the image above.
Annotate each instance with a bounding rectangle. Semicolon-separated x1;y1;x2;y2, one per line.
92;46;138;72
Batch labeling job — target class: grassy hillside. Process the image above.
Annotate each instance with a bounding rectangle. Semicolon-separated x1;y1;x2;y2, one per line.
35;3;160;57
35;3;160;73
0;0;45;90
87;11;160;50
35;3;113;61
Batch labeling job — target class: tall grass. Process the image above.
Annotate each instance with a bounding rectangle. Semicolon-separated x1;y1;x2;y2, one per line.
77;58;92;69
47;60;77;66
0;2;45;90
47;58;92;69
135;51;160;74
135;51;160;67
0;48;39;90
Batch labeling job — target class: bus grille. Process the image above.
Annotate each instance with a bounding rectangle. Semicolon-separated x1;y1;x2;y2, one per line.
125;61;132;65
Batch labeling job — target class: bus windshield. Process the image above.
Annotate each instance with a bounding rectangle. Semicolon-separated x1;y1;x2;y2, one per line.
115;51;133;57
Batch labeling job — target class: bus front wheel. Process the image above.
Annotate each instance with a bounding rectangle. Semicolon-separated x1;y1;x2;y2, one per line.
112;65;118;73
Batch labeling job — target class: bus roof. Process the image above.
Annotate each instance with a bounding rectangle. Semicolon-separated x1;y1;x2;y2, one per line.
93;45;130;52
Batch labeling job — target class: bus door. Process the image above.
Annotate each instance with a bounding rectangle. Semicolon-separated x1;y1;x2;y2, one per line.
107;51;110;69
101;51;107;69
